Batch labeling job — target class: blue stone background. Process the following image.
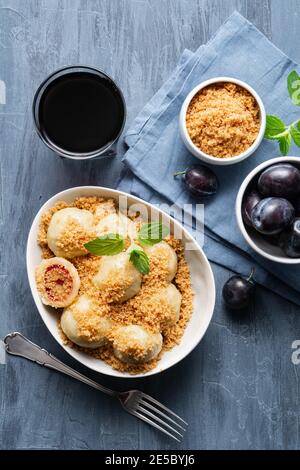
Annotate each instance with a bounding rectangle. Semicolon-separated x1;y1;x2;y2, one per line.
0;0;300;450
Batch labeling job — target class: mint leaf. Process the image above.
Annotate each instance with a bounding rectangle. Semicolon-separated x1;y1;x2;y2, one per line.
279;134;292;156
291;126;300;147
138;223;169;246
84;233;124;256
129;249;150;274
264;115;286;139
264;72;300;153
288;70;300;106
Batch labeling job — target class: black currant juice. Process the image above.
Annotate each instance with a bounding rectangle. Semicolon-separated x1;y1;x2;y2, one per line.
34;68;125;158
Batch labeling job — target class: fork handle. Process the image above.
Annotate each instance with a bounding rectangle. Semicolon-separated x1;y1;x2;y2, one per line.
4;332;117;397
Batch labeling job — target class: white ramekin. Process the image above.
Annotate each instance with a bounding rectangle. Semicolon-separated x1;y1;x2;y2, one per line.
179;76;266;166
236;156;300;264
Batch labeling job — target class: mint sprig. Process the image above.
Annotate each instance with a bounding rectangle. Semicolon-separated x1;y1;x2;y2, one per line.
138;222;169;246
264;70;300;155
129;249;150;274
84;233;150;275
84;233;124;256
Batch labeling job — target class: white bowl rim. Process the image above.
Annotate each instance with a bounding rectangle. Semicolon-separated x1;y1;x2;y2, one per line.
179;76;266;166
26;185;216;378
236;156;300;264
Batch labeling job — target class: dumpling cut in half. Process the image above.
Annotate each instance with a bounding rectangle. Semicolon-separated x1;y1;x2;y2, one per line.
95;212;138;241
93;251;142;302
35;257;80;308
47;207;94;258
113;325;163;364
61;294;112;348
143;241;177;281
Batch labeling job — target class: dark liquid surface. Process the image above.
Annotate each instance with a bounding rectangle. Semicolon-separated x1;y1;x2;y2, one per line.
38;72;125;154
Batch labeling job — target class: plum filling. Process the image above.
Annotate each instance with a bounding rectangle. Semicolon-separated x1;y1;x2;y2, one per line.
44;264;73;301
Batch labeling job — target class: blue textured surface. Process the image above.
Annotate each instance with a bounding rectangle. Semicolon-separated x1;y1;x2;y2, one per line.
0;0;300;450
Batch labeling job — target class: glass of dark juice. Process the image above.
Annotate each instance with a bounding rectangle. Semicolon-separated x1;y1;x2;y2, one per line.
33;66;126;160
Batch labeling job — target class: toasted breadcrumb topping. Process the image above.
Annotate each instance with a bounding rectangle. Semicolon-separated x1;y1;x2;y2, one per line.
38;197;193;374
56;220;96;258
38;200;69;248
70;300;111;343
94;198;116;224
112;328;159;363
186;82;260;158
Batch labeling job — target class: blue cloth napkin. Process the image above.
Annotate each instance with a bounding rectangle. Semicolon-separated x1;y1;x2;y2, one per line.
118;11;300;306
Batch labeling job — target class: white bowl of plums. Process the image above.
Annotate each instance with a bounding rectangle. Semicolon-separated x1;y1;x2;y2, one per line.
27;186;215;378
236;157;300;264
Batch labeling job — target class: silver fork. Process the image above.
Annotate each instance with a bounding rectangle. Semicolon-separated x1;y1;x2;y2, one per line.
3;332;187;442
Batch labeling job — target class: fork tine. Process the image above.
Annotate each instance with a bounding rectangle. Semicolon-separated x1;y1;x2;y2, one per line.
141;392;188;426
139;398;186;431
136;404;183;438
130;409;181;442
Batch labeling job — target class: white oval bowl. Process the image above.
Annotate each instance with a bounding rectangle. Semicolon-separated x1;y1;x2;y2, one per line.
179;76;266;166
236;156;300;264
27;186;216;378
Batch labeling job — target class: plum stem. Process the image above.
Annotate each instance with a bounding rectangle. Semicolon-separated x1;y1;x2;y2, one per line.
246;267;255;283
173;170;186;177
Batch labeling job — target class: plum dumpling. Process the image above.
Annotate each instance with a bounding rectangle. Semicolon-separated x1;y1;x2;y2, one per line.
47;207;95;258
92;249;142;302
61;294;112;348
143;241;177;281
143;284;182;331
113;325;163;364
95;211;138;242
35;257;80;308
